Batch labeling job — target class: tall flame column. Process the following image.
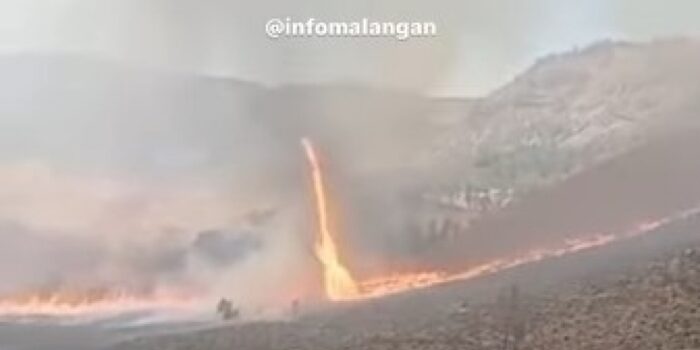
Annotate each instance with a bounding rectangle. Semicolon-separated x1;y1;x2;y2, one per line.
301;138;359;300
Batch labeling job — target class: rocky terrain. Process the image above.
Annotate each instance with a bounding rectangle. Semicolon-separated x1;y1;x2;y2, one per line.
109;211;700;350
402;38;700;264
419;39;700;217
346;246;700;350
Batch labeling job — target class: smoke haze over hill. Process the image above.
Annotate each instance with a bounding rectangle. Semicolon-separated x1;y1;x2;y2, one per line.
0;3;700;348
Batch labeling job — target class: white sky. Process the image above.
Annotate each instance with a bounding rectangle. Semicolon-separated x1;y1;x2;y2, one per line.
0;0;698;96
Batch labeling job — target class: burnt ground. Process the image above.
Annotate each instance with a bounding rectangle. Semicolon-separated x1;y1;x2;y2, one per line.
0;322;117;350
8;130;700;350
105;130;700;350
109;212;700;350
2;129;697;350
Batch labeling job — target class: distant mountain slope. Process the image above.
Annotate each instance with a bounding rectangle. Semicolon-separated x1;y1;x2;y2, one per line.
417;38;700;223
0;54;462;200
0;54;466;171
0;54;263;176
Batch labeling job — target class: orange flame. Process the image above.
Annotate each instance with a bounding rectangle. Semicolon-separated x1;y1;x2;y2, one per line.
301;137;700;302
301;138;360;300
2;140;697;317
0;287;198;317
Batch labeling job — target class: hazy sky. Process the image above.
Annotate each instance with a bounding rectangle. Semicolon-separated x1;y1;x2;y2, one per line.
0;0;698;96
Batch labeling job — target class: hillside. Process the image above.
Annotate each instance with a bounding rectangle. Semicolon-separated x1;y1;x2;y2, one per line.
421;39;700;200
409;39;700;243
110;210;700;350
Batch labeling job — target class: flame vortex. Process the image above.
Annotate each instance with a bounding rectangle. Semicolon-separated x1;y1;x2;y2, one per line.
301;138;700;302
301;138;360;300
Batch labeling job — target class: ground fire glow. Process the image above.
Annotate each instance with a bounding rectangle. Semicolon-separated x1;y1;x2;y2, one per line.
1;142;698;317
0;288;198;317
301;138;700;302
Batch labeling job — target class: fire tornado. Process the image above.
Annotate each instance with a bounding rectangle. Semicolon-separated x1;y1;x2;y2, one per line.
0;140;694;317
301;138;360;300
300;139;700;303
